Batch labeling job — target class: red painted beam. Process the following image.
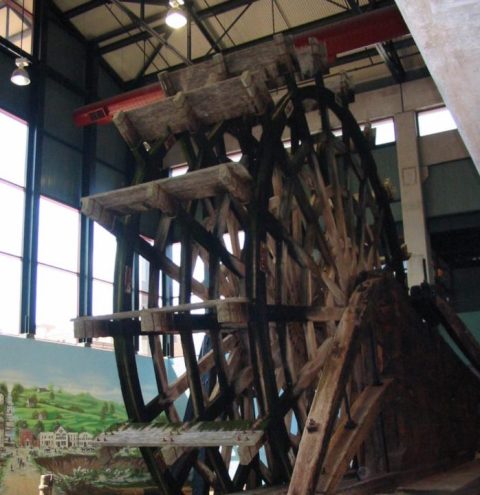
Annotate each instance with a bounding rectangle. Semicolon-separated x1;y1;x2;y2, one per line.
73;82;166;127
293;5;409;63
73;5;409;128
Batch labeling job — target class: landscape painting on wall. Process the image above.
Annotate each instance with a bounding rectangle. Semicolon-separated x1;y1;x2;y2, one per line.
0;334;179;495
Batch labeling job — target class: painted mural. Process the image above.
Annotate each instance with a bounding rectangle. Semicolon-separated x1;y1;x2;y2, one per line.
0;334;184;495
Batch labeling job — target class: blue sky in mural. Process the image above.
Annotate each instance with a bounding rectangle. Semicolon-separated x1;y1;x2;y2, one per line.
0;335;179;406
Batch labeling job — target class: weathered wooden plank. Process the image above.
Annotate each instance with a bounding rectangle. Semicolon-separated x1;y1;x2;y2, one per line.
124;71;271;143
96;421;265;448
81;162;252;223
159;34;294;94
318;378;394;494
287;278;377;495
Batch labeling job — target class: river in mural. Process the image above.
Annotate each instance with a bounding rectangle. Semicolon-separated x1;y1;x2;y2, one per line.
0;334;185;494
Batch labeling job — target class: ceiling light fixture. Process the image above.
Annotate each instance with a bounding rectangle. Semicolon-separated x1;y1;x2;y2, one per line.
11;57;31;86
166;0;187;29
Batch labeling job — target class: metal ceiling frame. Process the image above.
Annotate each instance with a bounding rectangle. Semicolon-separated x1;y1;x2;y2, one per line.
345;0;405;82
57;0;413;88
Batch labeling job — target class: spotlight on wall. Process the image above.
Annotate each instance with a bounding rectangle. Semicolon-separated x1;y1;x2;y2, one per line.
166;0;187;29
11;57;31;86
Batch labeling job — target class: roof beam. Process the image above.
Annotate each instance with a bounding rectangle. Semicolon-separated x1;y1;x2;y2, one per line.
375;40;406;82
107;0;191;65
64;0;105;19
99;30;150;54
184;0;222;52
196;0;260;19
64;0;169;19
92;12;165;44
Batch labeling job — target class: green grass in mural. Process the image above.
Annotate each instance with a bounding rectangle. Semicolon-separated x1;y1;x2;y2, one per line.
13;387;128;436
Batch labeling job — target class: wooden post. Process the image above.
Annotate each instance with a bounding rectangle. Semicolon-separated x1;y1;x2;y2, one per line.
38;474;54;495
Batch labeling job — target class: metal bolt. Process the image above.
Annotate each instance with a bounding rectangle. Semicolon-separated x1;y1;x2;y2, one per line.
306;419;318;432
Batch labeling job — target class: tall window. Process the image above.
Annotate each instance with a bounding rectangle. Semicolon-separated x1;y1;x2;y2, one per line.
332;117;396;145
90;223;116;350
0;0;33;54
36;197;80;343
418;107;457;136
0;110;28;335
92;223;116;316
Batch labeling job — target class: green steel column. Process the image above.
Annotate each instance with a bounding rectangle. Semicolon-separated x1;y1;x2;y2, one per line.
20;0;48;335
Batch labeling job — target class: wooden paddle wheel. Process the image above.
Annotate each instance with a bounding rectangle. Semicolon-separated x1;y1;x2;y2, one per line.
74;36;480;494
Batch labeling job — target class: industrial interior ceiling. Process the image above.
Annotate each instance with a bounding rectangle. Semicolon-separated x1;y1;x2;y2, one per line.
51;0;426;90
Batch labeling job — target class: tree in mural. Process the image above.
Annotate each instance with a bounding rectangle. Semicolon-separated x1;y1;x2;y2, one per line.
34;420;45;435
0;382;8;398
11;383;24;403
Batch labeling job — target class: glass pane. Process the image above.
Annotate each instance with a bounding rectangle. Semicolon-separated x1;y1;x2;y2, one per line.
0;253;22;334
418;107;457;136
5;2;33;54
0;182;24;256
193;256;204;283
170;242;181;305
139;255;150;292
36;264;78;343
138;254;161;308
93;223;116;283
137;336;151;356
38;196;80;272
90;279;114;352
92;279;113;316
372;118;395;145
0;110;28;186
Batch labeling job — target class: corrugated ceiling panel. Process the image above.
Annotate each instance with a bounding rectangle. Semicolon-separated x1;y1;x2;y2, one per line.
98;28;142;50
103;42;149;81
275;0;345;29
54;0;87;12
71;5;133;39
213;0;288;46
121;2;165;19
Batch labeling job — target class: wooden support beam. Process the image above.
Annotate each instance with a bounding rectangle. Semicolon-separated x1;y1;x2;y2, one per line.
288;278;377;495
434;295;480;374
318;378;394;494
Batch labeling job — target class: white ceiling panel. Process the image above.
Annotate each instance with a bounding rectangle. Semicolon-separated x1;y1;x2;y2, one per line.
103;41;150;81
213;0;289;46
54;0;88;13
71;5;133;39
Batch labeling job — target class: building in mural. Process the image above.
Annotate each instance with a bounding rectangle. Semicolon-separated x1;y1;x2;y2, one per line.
0;391;5;448
19;428;38;448
4;395;15;445
38;426;92;450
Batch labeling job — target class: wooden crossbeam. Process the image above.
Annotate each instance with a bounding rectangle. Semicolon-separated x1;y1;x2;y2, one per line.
161;35;294;94
81;162;252;222
73;299;334;338
121;71;272;143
